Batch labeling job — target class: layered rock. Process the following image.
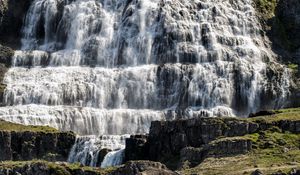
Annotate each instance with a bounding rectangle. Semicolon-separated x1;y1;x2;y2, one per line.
0;130;76;161
125;115;300;168
146;118;258;161
180;138;252;167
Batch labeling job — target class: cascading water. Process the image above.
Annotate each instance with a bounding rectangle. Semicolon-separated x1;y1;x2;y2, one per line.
67;135;129;167
0;0;291;167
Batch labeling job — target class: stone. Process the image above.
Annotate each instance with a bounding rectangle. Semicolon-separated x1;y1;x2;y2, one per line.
0;130;76;161
251;169;263;175
110;161;177;175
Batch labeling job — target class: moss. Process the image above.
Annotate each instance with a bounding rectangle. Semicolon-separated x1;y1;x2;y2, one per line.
181;130;300;175
0;119;59;133
247;107;300;123
0;160;117;175
254;0;278;20
181;108;300;174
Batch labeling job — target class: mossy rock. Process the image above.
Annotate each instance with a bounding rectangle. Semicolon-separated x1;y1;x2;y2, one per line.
0;44;13;67
0;119;59;133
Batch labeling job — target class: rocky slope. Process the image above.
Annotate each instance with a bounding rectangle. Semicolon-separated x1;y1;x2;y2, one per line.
253;0;300;107
0;160;177;175
125;108;300;174
0;120;76;162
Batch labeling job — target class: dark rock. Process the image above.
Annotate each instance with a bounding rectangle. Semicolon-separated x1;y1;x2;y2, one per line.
125;135;149;161
0;44;13;66
110;161;178;175
289;168;300;175
146;118;258;161
125;117;299;167
179;138;252;168
0;130;76;161
179;147;206;167
207;138;252;156
0;0;33;48
276;120;300;134
251;169;263;175
96;148;111;167
249;111;276;118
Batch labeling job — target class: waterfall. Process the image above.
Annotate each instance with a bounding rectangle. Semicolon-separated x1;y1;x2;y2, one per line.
0;0;291;167
100;149;125;168
68;135;129;167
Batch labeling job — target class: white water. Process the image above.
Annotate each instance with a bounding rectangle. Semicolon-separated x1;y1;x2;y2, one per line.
68;135;129;167
0;0;292;167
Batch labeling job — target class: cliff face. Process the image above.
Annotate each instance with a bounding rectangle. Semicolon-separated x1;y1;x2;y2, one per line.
146;118;258;161
0;0;32;48
271;0;300;64
125;110;300;170
0;131;76;161
0;120;76;162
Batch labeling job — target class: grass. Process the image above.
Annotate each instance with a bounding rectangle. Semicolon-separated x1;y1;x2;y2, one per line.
181;108;300;175
181;130;300;175
288;64;299;72
0;160;117;175
247;108;300;123
0;119;59;133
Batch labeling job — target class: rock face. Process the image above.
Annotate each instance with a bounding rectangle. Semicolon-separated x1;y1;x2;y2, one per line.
111;161;177;175
147;118;258;161
0;44;13;66
0;130;76;161
0;0;33;48
180;138;252;167
125;116;300;168
273;0;300;62
125;135;149;161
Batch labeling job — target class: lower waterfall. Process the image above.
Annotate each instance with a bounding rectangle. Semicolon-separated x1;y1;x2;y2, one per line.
100;149;125;168
0;0;293;168
68;135;129;167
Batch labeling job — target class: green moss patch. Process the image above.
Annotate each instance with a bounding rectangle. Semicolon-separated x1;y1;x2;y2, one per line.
0;119;59;133
254;0;278;20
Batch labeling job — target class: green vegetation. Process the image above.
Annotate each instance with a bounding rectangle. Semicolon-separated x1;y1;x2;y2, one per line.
0;160;117;175
254;0;278;19
181;108;300;175
288;64;299;72
248;108;300;123
0;119;59;133
182;130;300;175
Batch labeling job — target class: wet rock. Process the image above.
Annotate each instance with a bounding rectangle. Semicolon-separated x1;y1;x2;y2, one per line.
0;44;13;66
96;148;111;167
125;135;149;161
251;169;263;175
0;0;33;48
